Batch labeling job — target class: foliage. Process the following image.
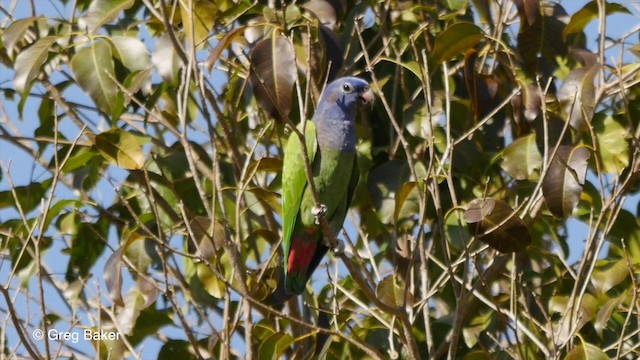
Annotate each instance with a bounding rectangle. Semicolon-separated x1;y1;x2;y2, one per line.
0;0;639;358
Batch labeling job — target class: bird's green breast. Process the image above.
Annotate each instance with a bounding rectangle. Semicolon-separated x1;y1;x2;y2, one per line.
299;147;355;227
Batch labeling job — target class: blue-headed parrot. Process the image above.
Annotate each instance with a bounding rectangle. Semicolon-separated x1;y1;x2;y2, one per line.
282;77;373;295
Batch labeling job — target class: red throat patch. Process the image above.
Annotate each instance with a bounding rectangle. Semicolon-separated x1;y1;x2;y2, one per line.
288;238;318;274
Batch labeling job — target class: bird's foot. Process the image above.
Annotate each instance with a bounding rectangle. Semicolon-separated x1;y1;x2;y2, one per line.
312;204;328;225
331;240;345;255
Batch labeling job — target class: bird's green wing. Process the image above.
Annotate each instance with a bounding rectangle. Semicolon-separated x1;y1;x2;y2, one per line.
345;156;360;210
282;122;318;265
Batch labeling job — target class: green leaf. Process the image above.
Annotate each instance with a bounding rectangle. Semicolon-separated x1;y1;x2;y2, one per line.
591;258;629;294
464;198;531;253
376;275;410;307
196;263;227;298
379;58;422;80
13;36;57;94
517;2;568;77
0;178;53;212
563;1;631;40
206;26;247;70
542;145;590;219
242;157;282;185
2;17;37;52
80;0;135;34
501;133;542;180
258;332;294;360
158;339;200;360
394;181;418;223
593;114;629;174
565;341;609;360
431;22;484;64
558;65;597;131
104;246;126;306
245;187;281;215
65;220;108;282
462;311;492;348
594;295;624;337
444;0;468;11
109;36;151;72
95;128;145;170
445;210;471;251
124;235;158;273
249;34;297;119
70;40;118;115
368;160;412;225
179;0;217;48
115;278;158;335
127;307;173;346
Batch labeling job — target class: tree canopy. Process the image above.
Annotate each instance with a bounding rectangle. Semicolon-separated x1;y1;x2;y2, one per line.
1;0;640;358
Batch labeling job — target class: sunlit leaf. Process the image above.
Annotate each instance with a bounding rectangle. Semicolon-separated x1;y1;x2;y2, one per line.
594;295;624;337
501;133;542;180
206;26;247;70
13;36;57;94
380;57;422;80
376;275;412;308
542;146;590;218
95;128;145;170
242;157;282;185
431;23;484;64
2;17;37;53
394;182;418;223
563;1;631;40
445;210;471;251
591;258;629;294
79;0;135;34
124;235;158;273
152;34;179;84
109;36;151;72
115;278;158;335
104;246;125;306
196;263;226;298
70;40;118;115
187;217;226;260
565;341;609;360
593;114;629;174
249;34;297;119
258;332;294;360
246;187;281;214
444;0;468;11
464;198;531;253
462;311;492;348
180;0;217;48
558;65;597;131
302;0;337;30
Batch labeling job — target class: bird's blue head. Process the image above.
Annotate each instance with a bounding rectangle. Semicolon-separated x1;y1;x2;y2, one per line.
312;77;373;123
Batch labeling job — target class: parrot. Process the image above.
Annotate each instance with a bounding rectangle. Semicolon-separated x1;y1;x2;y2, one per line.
281;77;373;295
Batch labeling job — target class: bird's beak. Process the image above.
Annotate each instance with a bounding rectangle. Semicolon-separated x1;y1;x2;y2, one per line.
358;88;374;106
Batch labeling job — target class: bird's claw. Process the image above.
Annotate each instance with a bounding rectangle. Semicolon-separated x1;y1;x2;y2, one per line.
312;204;328;225
331;240;345;255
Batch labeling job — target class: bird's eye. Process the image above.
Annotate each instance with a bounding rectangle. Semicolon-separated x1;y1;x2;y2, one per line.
342;83;353;93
